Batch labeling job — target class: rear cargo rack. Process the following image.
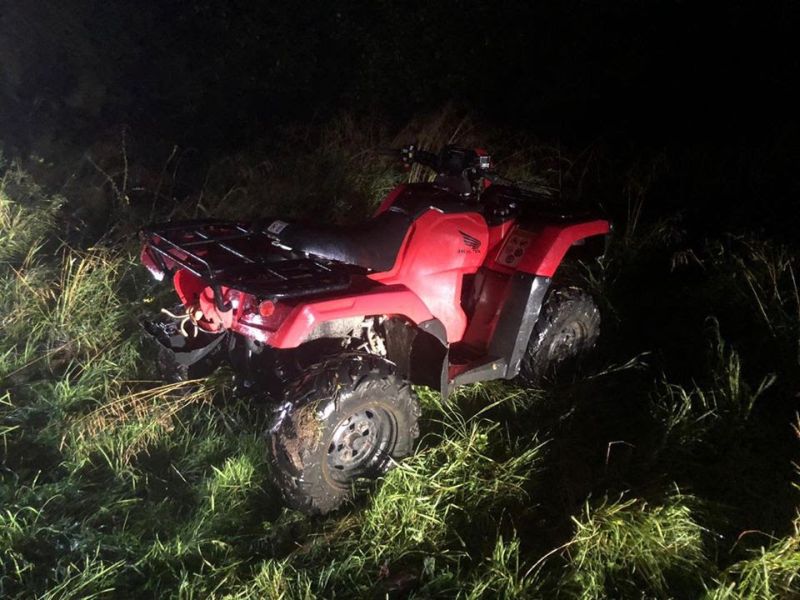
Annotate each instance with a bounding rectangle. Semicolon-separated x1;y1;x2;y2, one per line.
140;219;360;309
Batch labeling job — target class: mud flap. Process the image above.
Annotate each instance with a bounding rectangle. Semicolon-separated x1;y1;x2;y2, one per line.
140;313;227;381
384;318;449;393
488;274;551;378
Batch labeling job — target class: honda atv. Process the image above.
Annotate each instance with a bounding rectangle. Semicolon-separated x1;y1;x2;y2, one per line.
139;145;611;514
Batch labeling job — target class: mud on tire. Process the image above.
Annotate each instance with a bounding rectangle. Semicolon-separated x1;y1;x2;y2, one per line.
269;353;421;515
518;286;601;385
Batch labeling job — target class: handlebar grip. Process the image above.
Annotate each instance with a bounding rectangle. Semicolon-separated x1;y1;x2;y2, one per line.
380;144;439;171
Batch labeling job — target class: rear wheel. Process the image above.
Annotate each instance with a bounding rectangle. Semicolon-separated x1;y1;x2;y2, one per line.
269;353;420;515
518;286;601;385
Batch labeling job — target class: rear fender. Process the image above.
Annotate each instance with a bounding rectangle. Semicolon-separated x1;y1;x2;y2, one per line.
250;285;435;349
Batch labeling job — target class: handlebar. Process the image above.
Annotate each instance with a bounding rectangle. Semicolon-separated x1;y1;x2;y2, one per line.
389;143;491;177
380;143;551;203
392;144;438;171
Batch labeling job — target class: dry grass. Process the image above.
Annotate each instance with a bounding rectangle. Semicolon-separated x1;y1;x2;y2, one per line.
65;379;213;464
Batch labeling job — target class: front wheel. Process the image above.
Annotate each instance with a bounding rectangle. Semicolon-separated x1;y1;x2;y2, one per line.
269;353;421;515
518;286;601;385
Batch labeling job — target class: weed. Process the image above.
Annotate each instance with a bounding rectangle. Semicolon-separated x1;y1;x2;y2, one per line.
555;493;708;598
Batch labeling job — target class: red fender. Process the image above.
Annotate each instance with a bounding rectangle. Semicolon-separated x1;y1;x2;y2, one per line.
232;284;435;348
519;219;610;276
493;219;610;277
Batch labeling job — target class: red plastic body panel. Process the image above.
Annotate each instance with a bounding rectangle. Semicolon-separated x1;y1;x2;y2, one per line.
486;220;516;258
152;177;610;352
140;246;165;281
490;220;610;276
236;285;434;347
172;272;241;332
170;272;435;348
368;209;488;342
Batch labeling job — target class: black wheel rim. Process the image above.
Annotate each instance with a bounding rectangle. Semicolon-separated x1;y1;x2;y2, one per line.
325;406;396;485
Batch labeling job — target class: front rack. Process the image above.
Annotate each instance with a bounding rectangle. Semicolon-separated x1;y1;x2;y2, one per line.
140;219;359;309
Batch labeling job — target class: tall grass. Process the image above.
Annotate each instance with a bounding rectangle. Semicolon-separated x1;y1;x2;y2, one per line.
1;114;800;597
706;521;800;599
650;323;775;455
704;415;800;599
216;401;544;598
556;493;707;598
0;159;62;265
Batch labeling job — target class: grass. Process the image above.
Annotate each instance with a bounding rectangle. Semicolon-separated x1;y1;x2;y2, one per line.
1;113;800;598
706;521;800;599
554;493;707;598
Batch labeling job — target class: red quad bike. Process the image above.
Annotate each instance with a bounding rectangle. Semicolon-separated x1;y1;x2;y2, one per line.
139;145;611;514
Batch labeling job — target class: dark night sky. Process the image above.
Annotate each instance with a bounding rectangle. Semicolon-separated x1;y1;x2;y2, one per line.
2;0;799;153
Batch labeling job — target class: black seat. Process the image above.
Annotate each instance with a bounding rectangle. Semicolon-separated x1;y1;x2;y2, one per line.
270;184;483;272
274;209;412;272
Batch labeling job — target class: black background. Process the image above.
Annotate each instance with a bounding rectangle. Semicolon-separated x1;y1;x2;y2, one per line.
1;1;799;234
2;1;798;146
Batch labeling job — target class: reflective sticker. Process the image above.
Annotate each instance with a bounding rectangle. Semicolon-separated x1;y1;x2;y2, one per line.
267;220;289;235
